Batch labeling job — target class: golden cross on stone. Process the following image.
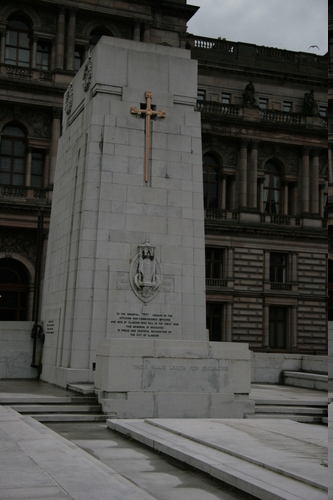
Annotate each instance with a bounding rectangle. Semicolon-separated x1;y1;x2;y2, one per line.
131;91;166;183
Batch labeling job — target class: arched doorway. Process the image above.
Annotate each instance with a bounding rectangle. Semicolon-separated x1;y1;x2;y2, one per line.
0;258;30;320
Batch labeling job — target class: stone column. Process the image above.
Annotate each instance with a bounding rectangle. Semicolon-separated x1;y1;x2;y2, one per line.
263;249;270;281
221;174;227;210
249;140;259;209
25;148;33;186
329;143;333;185
239;139;248;208
258;178;264;213
319;184;325;217
50;109;62;185
143;23;151;43
31;36;38;68
66;8;77;71
290;306;297;349
56;6;66;70
289;183;296;216
0;30;5;64
283;181;289;215
227;247;234;279
291;252;297;283
43;150;50;188
311;148;320;214
301;146;310;213
262;304;269;348
225;303;232;342
133;20;141;41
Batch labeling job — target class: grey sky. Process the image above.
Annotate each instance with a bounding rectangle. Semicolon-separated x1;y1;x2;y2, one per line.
187;0;328;55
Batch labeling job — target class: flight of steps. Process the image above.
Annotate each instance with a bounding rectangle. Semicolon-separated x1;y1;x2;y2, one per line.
0;384;114;423
247;371;328;424
245;400;327;424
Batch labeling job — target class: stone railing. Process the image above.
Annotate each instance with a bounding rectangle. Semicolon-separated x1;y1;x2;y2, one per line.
191;36;235;53
196;100;240;116
1;185;50;202
197;100;326;129
256;46;296;62
261;109;302;125
205;209;239;222
270;283;292;291
206;278;228;288
3;65;54;83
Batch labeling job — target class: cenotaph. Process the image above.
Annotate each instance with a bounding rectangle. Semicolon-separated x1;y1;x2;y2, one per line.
41;37;252;418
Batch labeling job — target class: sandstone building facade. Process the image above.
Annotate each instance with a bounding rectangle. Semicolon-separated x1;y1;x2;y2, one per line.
0;0;328;356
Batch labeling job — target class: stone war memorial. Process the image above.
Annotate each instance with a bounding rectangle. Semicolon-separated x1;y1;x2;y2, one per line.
40;37;252;418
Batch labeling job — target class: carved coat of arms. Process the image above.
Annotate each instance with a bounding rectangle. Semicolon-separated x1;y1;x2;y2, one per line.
130;242;162;302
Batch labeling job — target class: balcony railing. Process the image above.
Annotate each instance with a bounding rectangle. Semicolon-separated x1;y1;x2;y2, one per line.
2;64;54;83
196;100;325;128
206;278;228;288
270;283;292;291
1;185;50;202
196;100;240;116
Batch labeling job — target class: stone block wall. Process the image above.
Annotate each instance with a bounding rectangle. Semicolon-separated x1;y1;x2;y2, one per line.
0;322;41;379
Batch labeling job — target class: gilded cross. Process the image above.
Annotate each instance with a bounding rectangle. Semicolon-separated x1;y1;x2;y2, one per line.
131;91;166;183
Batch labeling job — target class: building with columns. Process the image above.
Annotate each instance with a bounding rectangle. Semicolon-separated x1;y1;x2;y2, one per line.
0;0;328;359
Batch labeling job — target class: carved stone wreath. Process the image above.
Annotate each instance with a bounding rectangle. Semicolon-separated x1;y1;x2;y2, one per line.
129;242;162;303
64;83;73;115
82;56;92;92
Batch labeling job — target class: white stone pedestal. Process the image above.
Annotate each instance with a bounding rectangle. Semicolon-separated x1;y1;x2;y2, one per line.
95;339;253;418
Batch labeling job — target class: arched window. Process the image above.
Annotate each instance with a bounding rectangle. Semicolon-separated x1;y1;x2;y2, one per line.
0;125;26;186
5;16;31;67
263;161;281;214
0;259;30;320
203;154;220;209
90;28;113;49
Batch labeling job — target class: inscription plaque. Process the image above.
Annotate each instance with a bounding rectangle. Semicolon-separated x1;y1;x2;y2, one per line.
110;312;179;338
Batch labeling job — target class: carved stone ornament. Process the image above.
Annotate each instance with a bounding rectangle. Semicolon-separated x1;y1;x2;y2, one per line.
82;56;92;92
65;83;73;115
130;242;162;302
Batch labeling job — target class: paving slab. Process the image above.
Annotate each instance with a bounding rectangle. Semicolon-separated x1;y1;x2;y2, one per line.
108;418;327;500
0;406;156;500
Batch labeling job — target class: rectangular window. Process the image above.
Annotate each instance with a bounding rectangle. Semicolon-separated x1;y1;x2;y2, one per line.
222;92;231;105
31;151;44;188
206;303;223;341
283;101;292;113
259;97;268;109
36;42;50;70
206;248;224;280
269;307;287;348
270;253;287;283
197;89;206;101
74;47;84;72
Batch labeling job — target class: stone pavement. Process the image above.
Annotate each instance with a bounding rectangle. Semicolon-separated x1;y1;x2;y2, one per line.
0;380;328;500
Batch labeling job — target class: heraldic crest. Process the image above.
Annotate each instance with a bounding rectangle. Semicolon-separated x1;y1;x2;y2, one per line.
130;242;162;302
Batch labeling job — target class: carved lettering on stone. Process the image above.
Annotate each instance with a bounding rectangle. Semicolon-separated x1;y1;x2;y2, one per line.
130;242;162;302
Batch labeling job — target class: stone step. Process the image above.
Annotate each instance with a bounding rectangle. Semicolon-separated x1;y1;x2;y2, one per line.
245;414;325;424
8;404;102;414
282;371;327;391
250;398;327;407
32;413;112;423
107;419;327;500
254;405;327;415
67;383;95;395
0;396;98;405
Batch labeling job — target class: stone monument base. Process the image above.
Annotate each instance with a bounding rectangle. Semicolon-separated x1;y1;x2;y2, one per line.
95;339;254;418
